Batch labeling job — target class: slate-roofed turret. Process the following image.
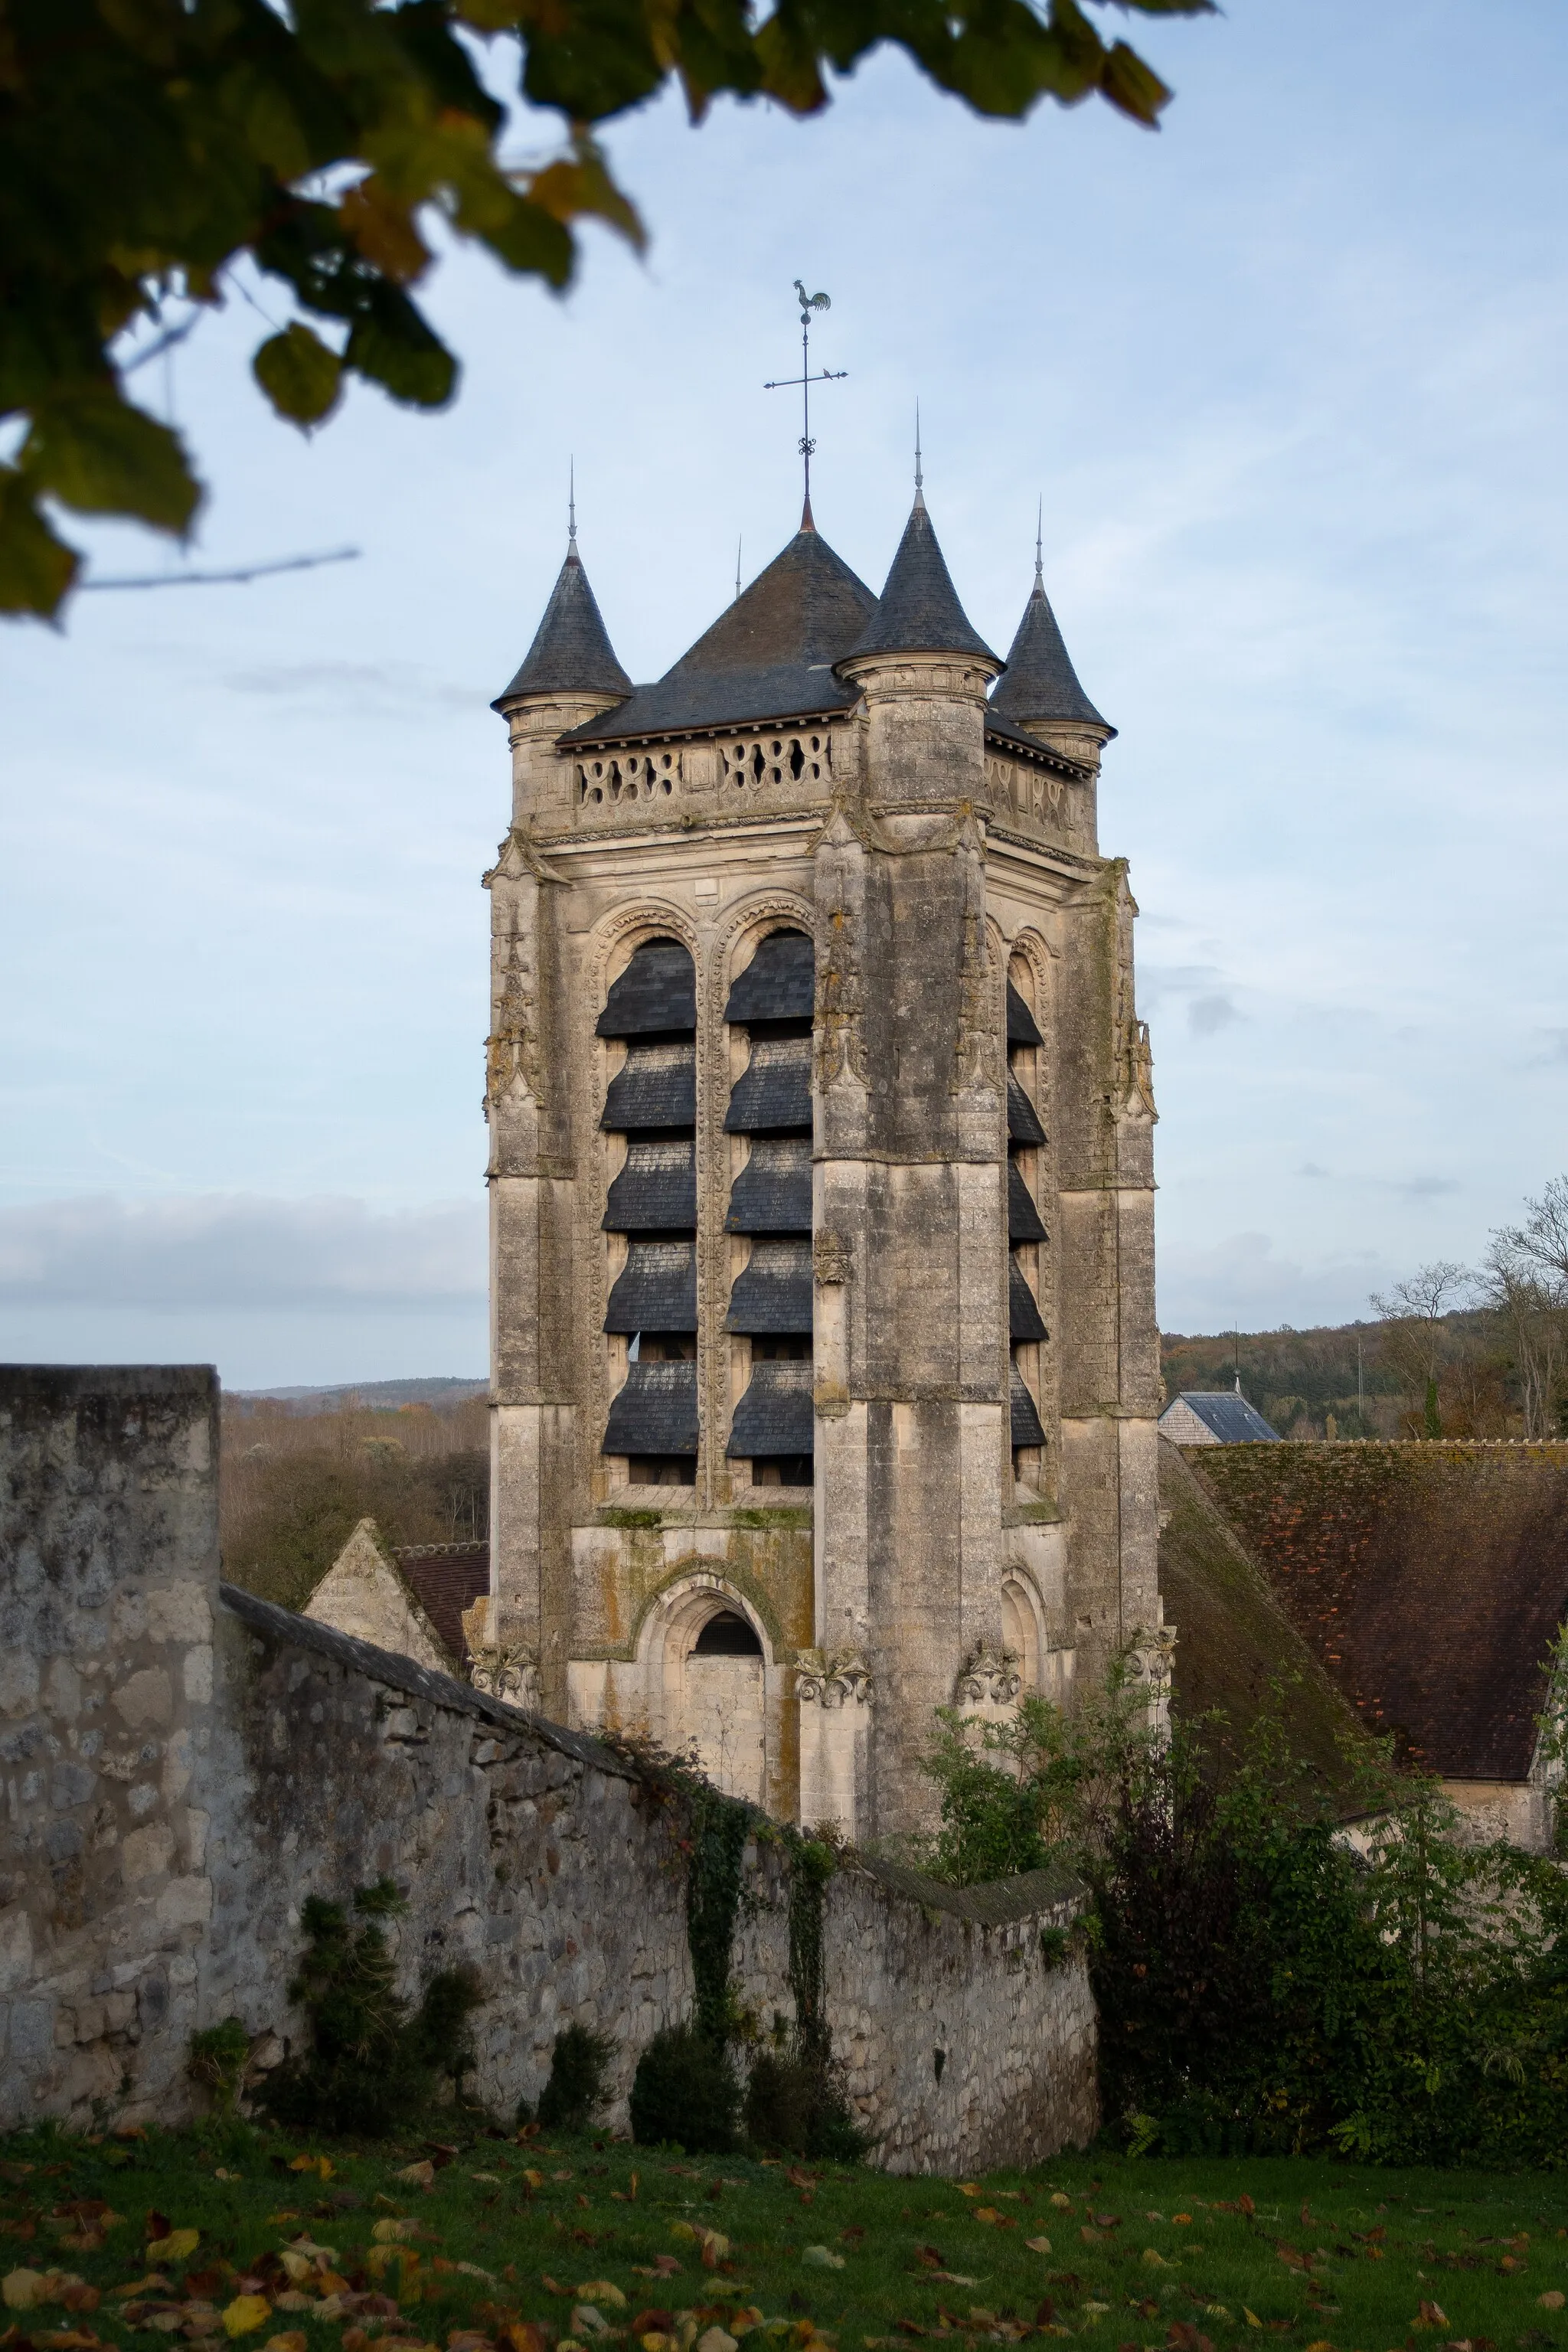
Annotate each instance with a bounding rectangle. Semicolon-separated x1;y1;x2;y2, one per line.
493;528;632;709
988;551;1112;738
842;485;998;668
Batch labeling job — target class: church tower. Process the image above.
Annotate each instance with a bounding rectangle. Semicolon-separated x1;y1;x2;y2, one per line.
480;473;1165;1838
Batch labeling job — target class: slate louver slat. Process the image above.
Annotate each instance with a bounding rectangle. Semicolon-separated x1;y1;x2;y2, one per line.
602;1040;696;1132
597;939;697;1038
725;929;815;1024
1006;982;1043;1048
1009;1259;1047;1343
603;1140;697;1232
726;1138;812;1233
725;1034;812;1133
603;1360;699;1455
725;1240;814;1334
1009;1364;1047;1451
727;1360;814;1458
604;1241;697;1334
1008;1159;1047;1243
1007;1072;1046;1145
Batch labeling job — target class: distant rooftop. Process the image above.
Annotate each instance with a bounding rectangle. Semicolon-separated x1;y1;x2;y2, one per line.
1160;1390;1281;1445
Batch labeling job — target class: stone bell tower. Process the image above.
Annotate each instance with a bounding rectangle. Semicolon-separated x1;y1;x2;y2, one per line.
479;471;1165;1840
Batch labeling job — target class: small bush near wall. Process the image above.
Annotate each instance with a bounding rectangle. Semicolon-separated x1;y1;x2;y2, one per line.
920;1675;1568;2167
629;2024;742;2151
260;1880;482;2135
532;2024;616;2132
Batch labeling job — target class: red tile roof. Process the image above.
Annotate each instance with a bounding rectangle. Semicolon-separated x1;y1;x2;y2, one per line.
393;1542;490;1673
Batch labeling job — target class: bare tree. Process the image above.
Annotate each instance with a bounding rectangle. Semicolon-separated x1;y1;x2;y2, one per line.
1369;1260;1472;1437
1484;1178;1568;1439
1498;1176;1568;1288
1477;1238;1567;1439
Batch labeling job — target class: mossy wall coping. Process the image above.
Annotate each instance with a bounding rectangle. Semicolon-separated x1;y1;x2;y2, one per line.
219;1584;1084;1926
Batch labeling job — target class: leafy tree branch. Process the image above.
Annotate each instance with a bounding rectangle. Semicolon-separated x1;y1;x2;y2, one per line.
0;0;1212;619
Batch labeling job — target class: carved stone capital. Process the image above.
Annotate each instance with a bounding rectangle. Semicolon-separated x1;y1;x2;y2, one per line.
954;1645;1021;1709
795;1648;872;1710
463;1597;540;1707
468;1645;540;1708
813;1231;853;1286
1123;1622;1177;1696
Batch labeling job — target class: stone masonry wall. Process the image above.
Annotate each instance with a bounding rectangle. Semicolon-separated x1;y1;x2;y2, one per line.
0;1366;220;2128
2;1366;1096;2174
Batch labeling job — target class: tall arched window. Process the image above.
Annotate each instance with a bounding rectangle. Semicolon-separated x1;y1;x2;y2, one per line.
599;937;698;1485
1006;964;1048;1489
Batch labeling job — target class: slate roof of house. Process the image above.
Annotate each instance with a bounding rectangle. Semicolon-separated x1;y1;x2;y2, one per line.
844;494;998;666
988;569;1112;735
1163;1390;1282;1443
563;524;877;746
1192;1442;1568;1782
392;1541;491;1673
494;538;632;707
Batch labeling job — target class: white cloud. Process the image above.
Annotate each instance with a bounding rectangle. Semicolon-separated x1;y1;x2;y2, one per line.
1158;1229;1392;1337
0;1194;485;1313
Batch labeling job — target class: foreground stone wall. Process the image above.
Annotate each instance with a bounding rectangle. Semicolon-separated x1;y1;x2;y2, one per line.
0;1366;220;2128
2;1366;1096;2172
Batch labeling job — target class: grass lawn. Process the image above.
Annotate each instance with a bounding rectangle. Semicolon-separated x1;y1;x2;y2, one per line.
3;2125;1566;2352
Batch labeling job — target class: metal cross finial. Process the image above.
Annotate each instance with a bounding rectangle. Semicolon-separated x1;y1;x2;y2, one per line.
568;457;577;548
764;280;847;528
914;401;923;508
1034;493;1044;590
734;534;742;604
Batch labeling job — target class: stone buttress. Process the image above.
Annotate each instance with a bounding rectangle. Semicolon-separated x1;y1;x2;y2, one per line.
481;484;1168;1838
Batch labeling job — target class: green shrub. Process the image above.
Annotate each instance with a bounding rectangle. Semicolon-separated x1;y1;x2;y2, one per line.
629;2024;740;2152
260;1878;482;2137
920;1668;1568;2167
188;2017;250;2115
534;2023;616;2132
742;2050;867;2161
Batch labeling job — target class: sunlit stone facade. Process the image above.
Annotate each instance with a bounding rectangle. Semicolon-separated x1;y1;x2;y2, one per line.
478;485;1166;1837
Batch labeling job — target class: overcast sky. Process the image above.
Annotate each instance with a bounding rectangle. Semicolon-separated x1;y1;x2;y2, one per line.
2;0;1566;1388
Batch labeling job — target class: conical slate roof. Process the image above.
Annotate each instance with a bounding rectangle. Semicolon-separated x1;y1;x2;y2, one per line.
842;495;998;668
564;524;877;744
493;539;632;708
987;569;1109;733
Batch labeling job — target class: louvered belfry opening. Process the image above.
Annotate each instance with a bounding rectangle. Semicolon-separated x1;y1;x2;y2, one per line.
1006;971;1049;1485
724;928;815;1488
599;937;698;1485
